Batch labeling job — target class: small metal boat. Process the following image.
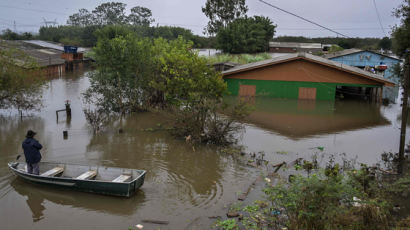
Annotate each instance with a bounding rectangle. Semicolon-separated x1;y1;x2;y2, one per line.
8;161;146;197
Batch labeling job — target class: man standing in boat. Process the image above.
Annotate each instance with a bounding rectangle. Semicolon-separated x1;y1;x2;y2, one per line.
22;130;42;175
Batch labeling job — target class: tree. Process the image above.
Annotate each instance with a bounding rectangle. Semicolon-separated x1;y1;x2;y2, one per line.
338;39;357;49
67;8;93;26
83;26;154;115
378;37;392;50
127;6;154;26
216;16;276;53
1;29;19;40
92;2;127;25
392;0;410;57
391;0;410;173
49;3;217;48
202;0;248;35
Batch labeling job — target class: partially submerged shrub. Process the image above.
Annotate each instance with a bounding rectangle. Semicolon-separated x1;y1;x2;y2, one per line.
83;108;110;133
169;98;251;145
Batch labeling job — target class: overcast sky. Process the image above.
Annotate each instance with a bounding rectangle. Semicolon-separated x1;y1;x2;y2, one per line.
0;0;404;38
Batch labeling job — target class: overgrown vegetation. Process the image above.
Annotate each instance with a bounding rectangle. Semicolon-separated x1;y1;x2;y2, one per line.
83;26;250;144
215;153;410;230
206;53;272;65
0;43;46;118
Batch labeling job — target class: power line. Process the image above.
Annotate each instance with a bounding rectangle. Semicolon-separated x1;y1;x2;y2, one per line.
372;0;387;37
0;4;69;16
278;27;390;31
157;22;205;28
257;0;350;38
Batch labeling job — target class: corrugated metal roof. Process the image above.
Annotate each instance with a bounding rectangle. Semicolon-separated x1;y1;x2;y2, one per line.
324;48;402;61
222;52;395;86
0;40;65;67
23;40;87;52
269;42;322;49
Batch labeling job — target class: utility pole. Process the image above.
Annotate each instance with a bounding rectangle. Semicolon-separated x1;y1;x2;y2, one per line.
398;48;410;174
13;21;16;32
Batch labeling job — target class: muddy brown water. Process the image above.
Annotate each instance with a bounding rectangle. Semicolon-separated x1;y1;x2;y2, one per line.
0;69;408;229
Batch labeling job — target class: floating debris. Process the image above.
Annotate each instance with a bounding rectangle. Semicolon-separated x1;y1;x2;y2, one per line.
141;219;169;225
226;212;240;218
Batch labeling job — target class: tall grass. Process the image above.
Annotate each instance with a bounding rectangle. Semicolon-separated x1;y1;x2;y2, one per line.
206;53;272;65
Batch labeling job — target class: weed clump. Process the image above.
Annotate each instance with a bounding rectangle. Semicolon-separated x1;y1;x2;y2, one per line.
215;157;410;230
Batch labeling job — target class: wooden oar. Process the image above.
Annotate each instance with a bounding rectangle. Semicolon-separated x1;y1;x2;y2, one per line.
11;155;22;168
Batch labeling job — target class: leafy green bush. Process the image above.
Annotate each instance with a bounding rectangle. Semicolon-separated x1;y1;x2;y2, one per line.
234;168;392;230
265;172;364;229
215;219;239;230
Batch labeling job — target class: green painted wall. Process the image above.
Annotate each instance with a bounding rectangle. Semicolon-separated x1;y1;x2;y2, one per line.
225;79;381;100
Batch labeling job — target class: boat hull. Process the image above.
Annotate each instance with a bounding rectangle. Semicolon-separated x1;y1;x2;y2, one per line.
8;162;145;197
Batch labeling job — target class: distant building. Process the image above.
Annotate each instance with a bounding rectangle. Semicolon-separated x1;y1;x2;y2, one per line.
324;49;402;102
222;53;394;102
269;42;327;53
24;40;87;69
0;40;65;76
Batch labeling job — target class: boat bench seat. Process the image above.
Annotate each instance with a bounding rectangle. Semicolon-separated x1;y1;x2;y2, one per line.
76;170;97;180
41;167;64;177
112;174;131;183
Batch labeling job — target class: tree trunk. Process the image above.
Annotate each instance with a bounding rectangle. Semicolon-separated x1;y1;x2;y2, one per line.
398;51;410;174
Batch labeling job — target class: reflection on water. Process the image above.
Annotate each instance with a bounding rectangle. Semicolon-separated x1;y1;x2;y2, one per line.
25;189;45;222
10;179;144;217
240;97;390;139
234;96;407;166
85;114;226;207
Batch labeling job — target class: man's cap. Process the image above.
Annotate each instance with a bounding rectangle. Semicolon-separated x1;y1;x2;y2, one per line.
26;130;37;138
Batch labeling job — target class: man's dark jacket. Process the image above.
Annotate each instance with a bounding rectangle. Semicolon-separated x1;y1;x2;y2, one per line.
22;138;42;164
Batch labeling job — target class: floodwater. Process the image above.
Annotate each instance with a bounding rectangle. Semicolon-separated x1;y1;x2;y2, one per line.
239;96;408;166
0;68;408;229
0;69;256;229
